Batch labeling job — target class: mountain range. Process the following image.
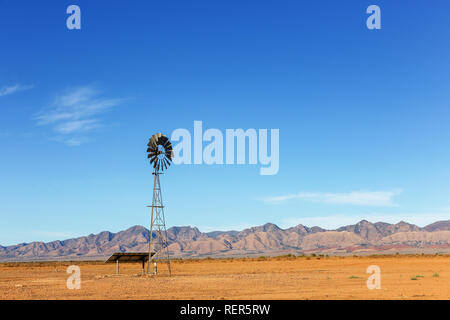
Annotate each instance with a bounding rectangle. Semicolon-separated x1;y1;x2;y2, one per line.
1;220;449;261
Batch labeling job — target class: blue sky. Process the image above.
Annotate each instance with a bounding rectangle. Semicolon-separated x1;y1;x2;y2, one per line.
1;0;450;245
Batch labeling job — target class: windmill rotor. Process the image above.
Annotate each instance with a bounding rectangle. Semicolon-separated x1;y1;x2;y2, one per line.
147;133;173;172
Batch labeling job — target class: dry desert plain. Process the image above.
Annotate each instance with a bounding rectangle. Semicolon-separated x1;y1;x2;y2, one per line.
0;255;449;300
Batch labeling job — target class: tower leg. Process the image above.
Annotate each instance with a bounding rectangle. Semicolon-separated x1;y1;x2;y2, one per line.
147;171;157;274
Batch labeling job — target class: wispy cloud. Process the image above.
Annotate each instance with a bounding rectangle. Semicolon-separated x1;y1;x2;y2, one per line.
264;190;401;206
0;84;33;97
62;137;84;147
36;86;124;146
54;119;100;135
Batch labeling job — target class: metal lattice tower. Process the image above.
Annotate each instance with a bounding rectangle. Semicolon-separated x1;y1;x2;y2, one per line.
147;170;171;275
146;133;173;275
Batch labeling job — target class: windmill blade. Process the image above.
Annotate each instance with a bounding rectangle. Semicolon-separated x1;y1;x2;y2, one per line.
154;133;162;145
164;157;171;168
159;136;168;144
164;138;172;146
150;133;163;144
147;139;157;148
150;136;158;147
158;137;170;148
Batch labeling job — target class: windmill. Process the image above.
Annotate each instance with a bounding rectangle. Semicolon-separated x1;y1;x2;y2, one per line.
146;133;173;275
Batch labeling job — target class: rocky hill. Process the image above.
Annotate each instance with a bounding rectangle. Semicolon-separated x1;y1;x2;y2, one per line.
0;220;449;261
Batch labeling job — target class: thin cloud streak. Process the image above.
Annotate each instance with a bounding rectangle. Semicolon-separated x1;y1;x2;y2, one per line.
54;119;100;135
264;190;401;207
36;86;124;146
0;84;33;97
64;138;84;147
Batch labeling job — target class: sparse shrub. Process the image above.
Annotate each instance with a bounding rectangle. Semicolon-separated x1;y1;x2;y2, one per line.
410;276;418;280
349;275;360;279
432;272;439;278
257;256;267;261
274;254;296;260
